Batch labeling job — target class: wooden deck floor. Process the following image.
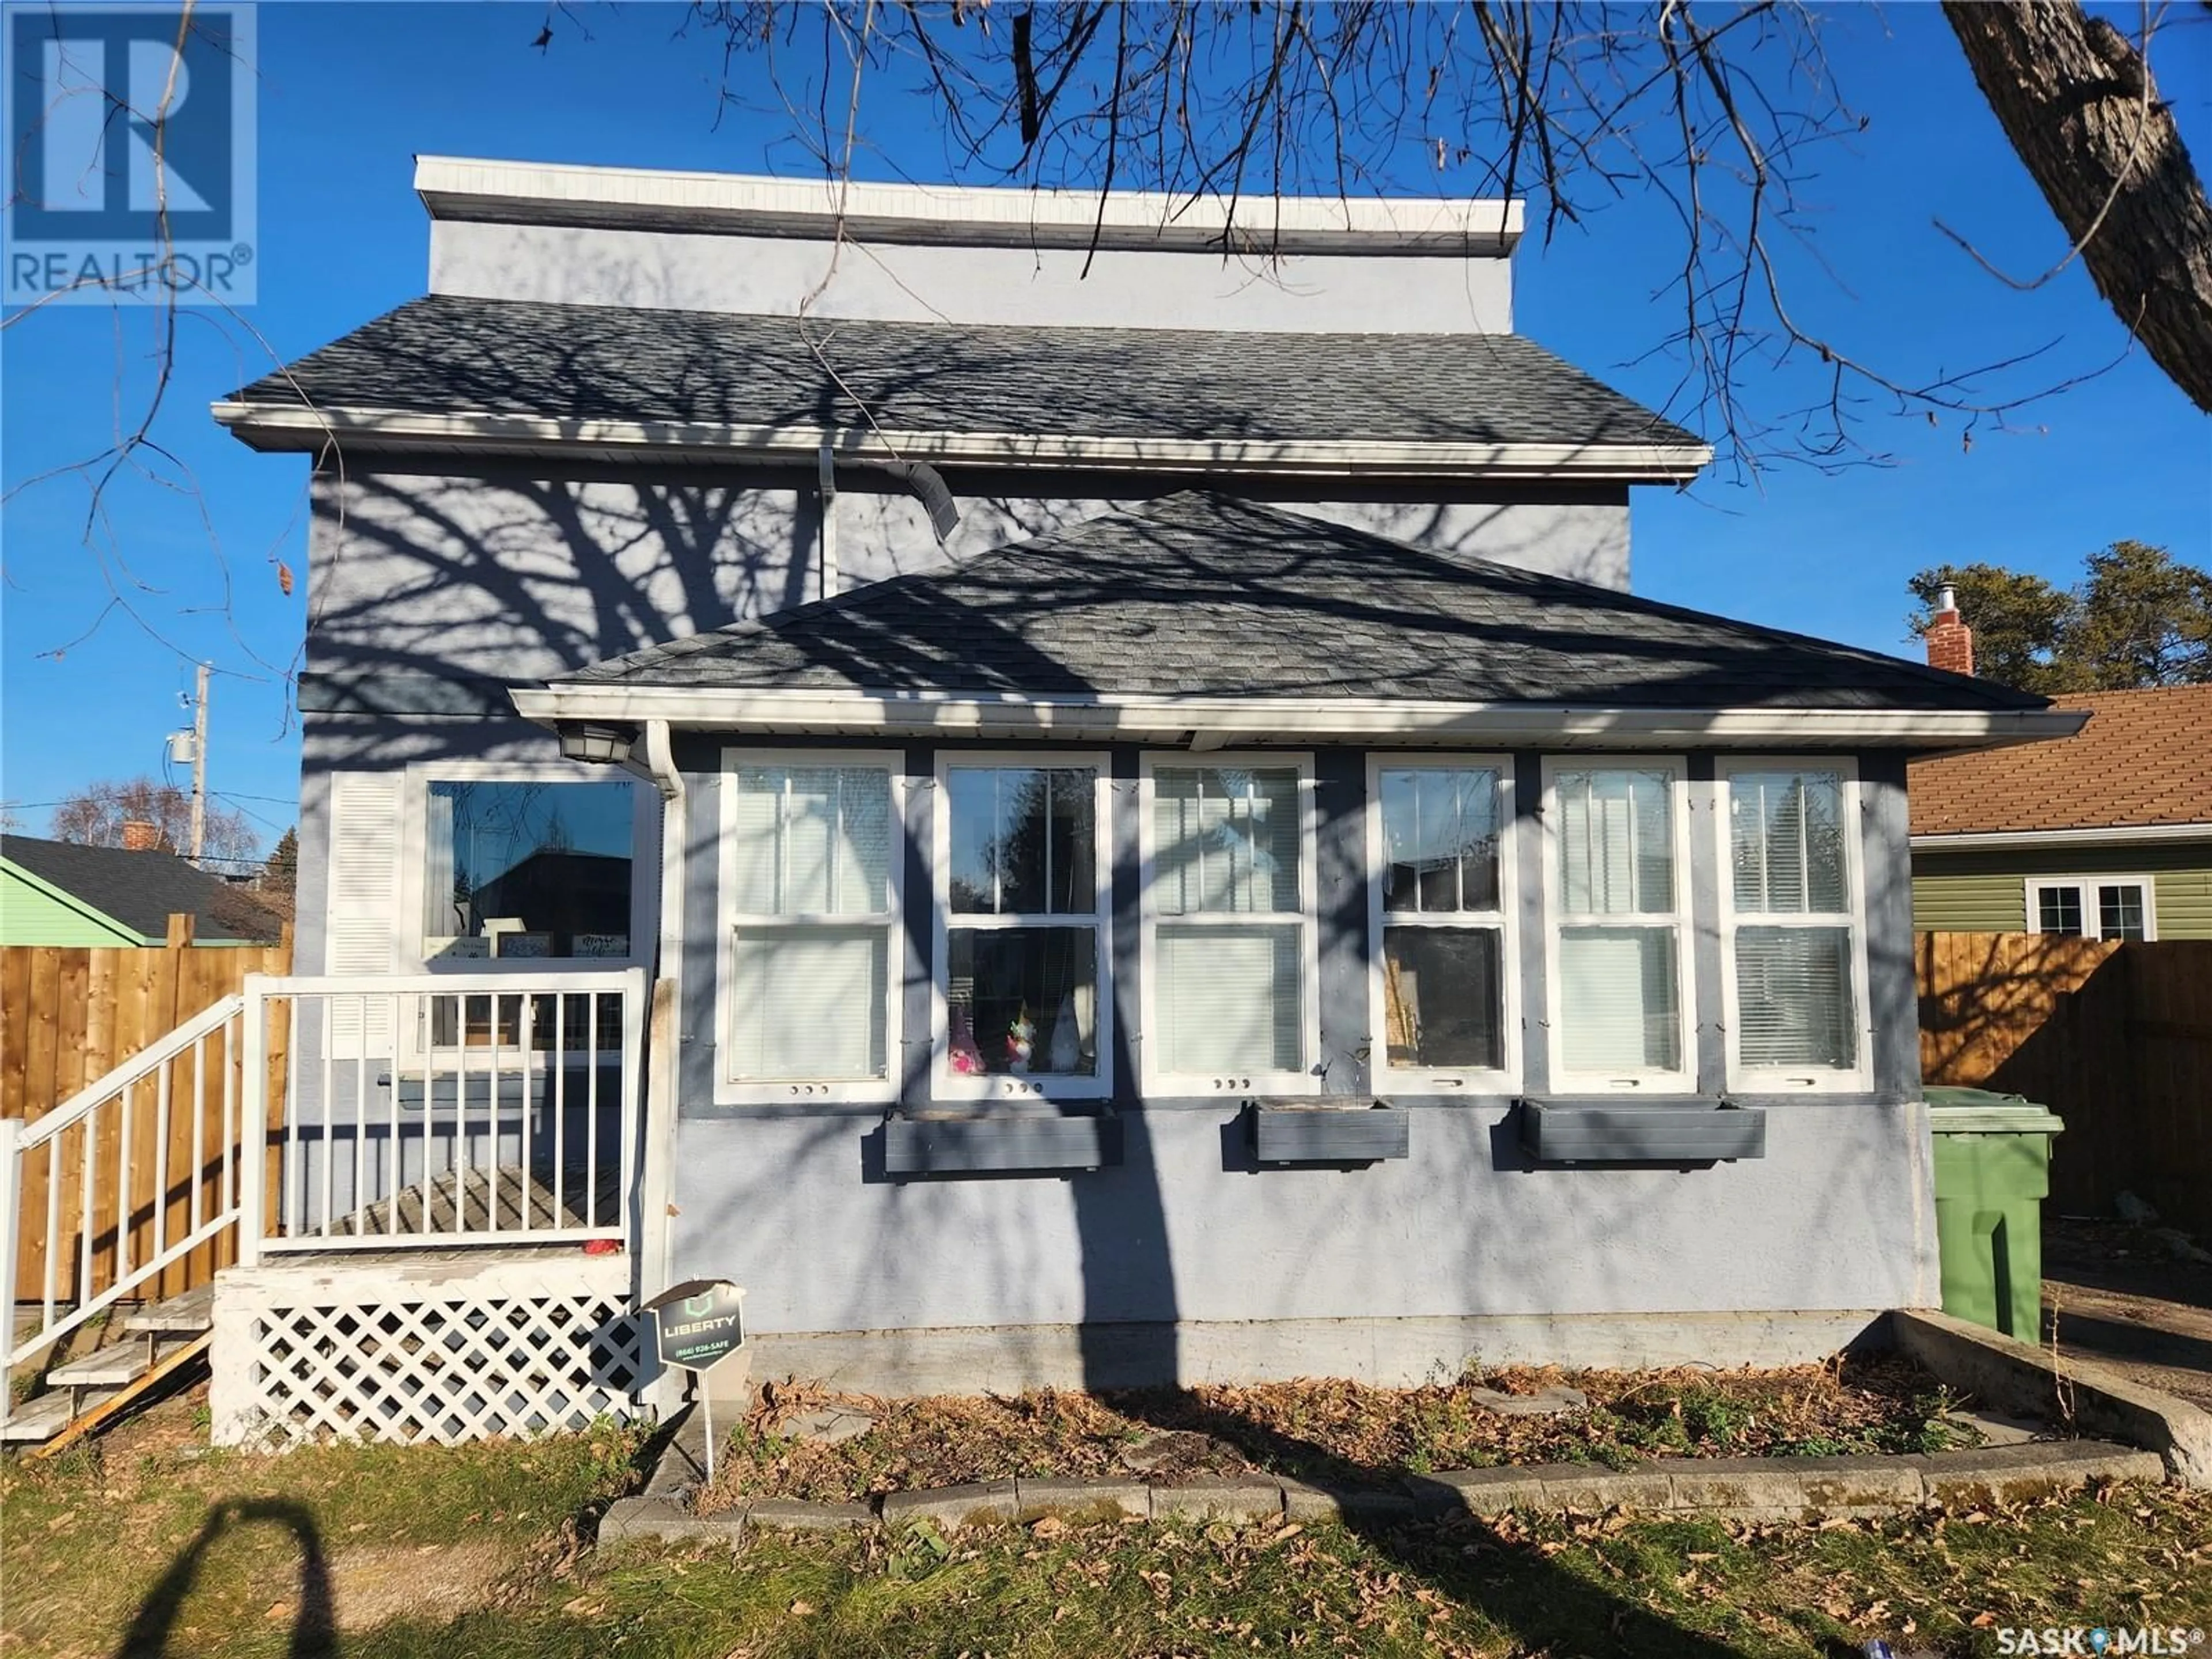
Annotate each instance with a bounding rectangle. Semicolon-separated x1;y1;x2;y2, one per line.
323;1165;624;1239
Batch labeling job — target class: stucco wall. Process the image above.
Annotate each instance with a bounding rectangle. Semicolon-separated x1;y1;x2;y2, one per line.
428;220;1514;334
302;463;1630;685
655;740;1932;1373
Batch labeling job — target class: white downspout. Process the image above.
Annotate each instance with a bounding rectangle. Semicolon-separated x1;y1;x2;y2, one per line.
634;717;687;1412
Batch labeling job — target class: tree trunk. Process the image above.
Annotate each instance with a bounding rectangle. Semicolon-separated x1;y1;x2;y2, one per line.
1944;0;2212;412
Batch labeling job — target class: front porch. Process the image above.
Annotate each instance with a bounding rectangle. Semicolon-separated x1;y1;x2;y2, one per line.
0;968;662;1449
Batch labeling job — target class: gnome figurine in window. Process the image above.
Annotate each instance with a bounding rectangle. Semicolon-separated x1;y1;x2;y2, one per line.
949;1005;986;1075
1005;1007;1036;1074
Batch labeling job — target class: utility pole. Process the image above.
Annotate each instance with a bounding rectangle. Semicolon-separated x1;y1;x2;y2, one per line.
187;661;209;867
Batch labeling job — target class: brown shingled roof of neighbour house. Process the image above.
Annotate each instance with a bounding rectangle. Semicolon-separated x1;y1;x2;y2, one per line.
1910;684;2212;836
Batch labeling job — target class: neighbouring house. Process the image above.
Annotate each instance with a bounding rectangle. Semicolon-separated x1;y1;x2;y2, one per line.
0;833;285;947
1910;660;2212;941
182;157;2084;1440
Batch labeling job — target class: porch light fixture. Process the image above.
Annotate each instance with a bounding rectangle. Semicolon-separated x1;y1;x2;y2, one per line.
557;721;639;764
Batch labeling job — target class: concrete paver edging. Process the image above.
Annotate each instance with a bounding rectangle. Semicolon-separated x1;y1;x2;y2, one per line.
1891;1308;2212;1488
597;1435;2165;1549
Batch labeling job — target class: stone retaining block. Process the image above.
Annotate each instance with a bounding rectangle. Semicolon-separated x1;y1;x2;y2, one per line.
605;1438;2169;1552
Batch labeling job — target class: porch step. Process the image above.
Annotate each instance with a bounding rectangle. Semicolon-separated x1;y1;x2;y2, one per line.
122;1286;215;1336
46;1342;150;1390
1;1388;118;1444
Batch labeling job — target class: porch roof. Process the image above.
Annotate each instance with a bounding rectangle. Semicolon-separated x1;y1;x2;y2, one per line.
546;493;2048;721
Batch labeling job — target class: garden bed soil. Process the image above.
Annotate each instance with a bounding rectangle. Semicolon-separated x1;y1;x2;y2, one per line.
698;1354;2005;1512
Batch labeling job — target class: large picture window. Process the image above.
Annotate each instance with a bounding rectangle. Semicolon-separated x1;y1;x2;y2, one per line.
1543;760;1692;1089
422;777;640;963
1369;757;1516;1084
722;755;900;1099
1719;760;1870;1089
1142;756;1317;1091
936;758;1111;1099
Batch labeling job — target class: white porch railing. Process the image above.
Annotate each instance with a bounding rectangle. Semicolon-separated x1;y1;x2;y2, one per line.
0;993;253;1426
2;968;650;1428
245;969;647;1253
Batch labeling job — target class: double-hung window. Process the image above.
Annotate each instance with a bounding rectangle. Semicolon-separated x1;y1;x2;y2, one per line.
721;753;900;1101
1543;760;1693;1090
935;757;1111;1099
1141;756;1318;1092
1719;760;1870;1089
1370;757;1517;1086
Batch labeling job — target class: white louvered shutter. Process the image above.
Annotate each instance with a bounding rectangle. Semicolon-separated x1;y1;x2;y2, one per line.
325;770;403;1055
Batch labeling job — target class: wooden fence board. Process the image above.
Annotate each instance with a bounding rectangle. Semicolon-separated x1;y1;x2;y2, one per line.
2;922;291;1302
1918;931;2212;1236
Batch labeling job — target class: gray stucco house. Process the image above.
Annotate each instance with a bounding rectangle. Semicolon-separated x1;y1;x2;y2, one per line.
213;157;2080;1400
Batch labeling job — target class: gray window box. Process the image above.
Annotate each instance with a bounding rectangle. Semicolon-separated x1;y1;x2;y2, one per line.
1250;1101;1410;1165
1518;1099;1765;1165
884;1111;1122;1176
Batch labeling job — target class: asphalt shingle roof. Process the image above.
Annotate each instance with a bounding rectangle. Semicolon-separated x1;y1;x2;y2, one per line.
555;493;2044;713
1911;685;2212;834
230;295;1702;450
1;835;285;943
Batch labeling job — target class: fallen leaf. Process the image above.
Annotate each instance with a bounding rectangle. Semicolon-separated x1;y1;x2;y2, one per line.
789;1599;816;1616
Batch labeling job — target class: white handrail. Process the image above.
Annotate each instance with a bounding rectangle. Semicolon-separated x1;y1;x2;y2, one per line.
17;995;246;1150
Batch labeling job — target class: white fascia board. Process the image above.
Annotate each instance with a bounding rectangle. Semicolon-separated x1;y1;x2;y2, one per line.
412;155;1525;254
209;401;1712;482
1910;821;2212;852
509;685;2086;751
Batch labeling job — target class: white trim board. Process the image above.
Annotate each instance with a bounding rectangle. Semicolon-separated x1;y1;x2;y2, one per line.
1911;822;2212;852
413;154;1525;253
511;687;2087;752
210;401;1711;481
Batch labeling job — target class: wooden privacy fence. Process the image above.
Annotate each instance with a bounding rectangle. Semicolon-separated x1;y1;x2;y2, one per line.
2;918;291;1302
1918;931;2212;1236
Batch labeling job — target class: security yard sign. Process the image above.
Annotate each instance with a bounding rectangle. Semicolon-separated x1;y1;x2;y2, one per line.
646;1279;747;1370
641;1279;747;1480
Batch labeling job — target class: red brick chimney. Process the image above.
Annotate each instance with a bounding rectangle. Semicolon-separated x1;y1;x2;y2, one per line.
1924;585;1975;676
120;819;162;852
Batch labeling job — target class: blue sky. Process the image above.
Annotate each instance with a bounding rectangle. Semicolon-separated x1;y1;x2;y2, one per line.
2;1;2206;855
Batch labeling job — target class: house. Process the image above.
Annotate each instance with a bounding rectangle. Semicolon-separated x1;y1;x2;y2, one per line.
179;158;2084;1440
1911;668;2212;940
0;833;284;947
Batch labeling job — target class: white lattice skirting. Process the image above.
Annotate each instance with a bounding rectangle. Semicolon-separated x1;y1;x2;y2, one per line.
210;1251;643;1448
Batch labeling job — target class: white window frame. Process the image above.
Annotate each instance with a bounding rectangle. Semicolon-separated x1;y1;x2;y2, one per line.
2026;875;2158;941
1715;757;1874;1094
931;751;1115;1102
1365;753;1519;1093
399;759;658;977
1539;755;1697;1094
715;748;906;1105
1138;751;1322;1097
392;759;658;1073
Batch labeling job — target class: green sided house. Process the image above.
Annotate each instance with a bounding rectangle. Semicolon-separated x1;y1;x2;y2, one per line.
0;835;285;948
1910;683;2212;940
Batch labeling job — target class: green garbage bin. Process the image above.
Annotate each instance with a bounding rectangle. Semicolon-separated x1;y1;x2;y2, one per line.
1926;1087;2065;1340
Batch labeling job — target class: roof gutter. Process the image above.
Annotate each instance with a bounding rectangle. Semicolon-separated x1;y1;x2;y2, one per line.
507;685;2086;752
208;401;1713;483
1911;821;2212;852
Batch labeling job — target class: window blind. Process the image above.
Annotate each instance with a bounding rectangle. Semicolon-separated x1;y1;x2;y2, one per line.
1555;768;1672;915
1559;927;1680;1071
729;927;888;1080
1155;922;1301;1073
1734;925;1854;1068
1725;767;1858;1075
1153;767;1300;916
